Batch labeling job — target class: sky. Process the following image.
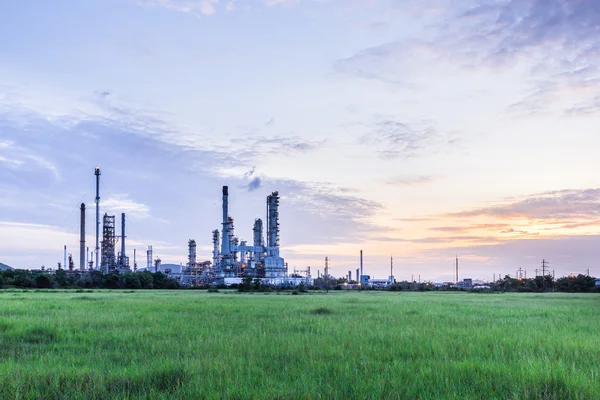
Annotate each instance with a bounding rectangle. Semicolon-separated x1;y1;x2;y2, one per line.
1;0;600;281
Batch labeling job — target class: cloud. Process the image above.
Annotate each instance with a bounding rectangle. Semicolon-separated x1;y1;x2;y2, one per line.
337;1;600;115
138;0;219;16
247;176;262;192
102;195;151;219
271;178;388;245
452;189;600;220
265;0;300;6
243;167;256;179
361;118;460;159
138;0;320;15
386;175;435;186
236;135;323;162
0;140;61;180
334;40;436;86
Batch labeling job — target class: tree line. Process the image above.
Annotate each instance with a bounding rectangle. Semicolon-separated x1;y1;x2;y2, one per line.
0;269;180;290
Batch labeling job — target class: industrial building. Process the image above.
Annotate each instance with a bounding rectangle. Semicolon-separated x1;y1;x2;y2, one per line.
55;168;311;286
179;186;312;287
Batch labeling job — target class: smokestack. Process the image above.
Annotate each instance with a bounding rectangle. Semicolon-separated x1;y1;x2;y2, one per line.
356;268;359;282
80;203;86;271
134;248;137;272
456;255;459;284
95;167;101;270
64;245;67;272
120;213;126;268
360;250;363;279
86;247;89;270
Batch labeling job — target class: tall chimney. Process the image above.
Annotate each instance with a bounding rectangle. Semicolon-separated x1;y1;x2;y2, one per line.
120;213;126;268
360;250;363;279
80;203;86;271
64;245;67;272
95;167;101;270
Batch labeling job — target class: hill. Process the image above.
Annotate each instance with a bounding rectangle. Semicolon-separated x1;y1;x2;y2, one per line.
0;262;14;271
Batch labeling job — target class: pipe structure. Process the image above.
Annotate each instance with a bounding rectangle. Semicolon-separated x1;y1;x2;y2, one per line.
188;239;197;268
266;192;280;256
95;167;101;270
86;247;89;270
252;219;263;263
220;186;231;258
80;203;86;271
240;241;247;264
212;230;220;269
147;246;153;270
253;219;263;247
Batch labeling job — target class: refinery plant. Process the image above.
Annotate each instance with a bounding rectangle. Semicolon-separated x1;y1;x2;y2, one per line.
180;185;313;286
57;168;313;287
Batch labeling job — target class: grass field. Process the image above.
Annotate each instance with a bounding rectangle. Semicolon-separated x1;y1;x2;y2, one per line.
0;290;599;399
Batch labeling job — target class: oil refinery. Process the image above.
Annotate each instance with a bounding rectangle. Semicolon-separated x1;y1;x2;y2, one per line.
57;168;313;287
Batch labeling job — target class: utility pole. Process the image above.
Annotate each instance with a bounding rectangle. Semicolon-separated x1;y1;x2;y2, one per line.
541;259;549;276
524;270;527;279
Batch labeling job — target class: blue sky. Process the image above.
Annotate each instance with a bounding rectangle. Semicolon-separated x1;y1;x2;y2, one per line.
1;0;600;280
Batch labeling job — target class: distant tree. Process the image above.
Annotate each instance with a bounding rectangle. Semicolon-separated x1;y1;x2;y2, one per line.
14;272;35;288
137;271;154;289
153;272;168;289
124;274;142;289
103;274;121;289
54;269;68;287
555;274;595;292
35;274;53;289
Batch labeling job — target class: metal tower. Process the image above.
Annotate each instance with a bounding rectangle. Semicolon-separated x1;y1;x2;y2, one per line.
266;192;280;253
188;239;197;268
101;213;117;273
212;230;219;269
147;246;153;271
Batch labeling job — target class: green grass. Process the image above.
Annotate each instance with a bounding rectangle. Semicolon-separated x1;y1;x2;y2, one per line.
0;290;599;399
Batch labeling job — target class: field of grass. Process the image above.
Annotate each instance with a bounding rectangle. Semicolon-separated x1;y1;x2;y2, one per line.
0;290;599;399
